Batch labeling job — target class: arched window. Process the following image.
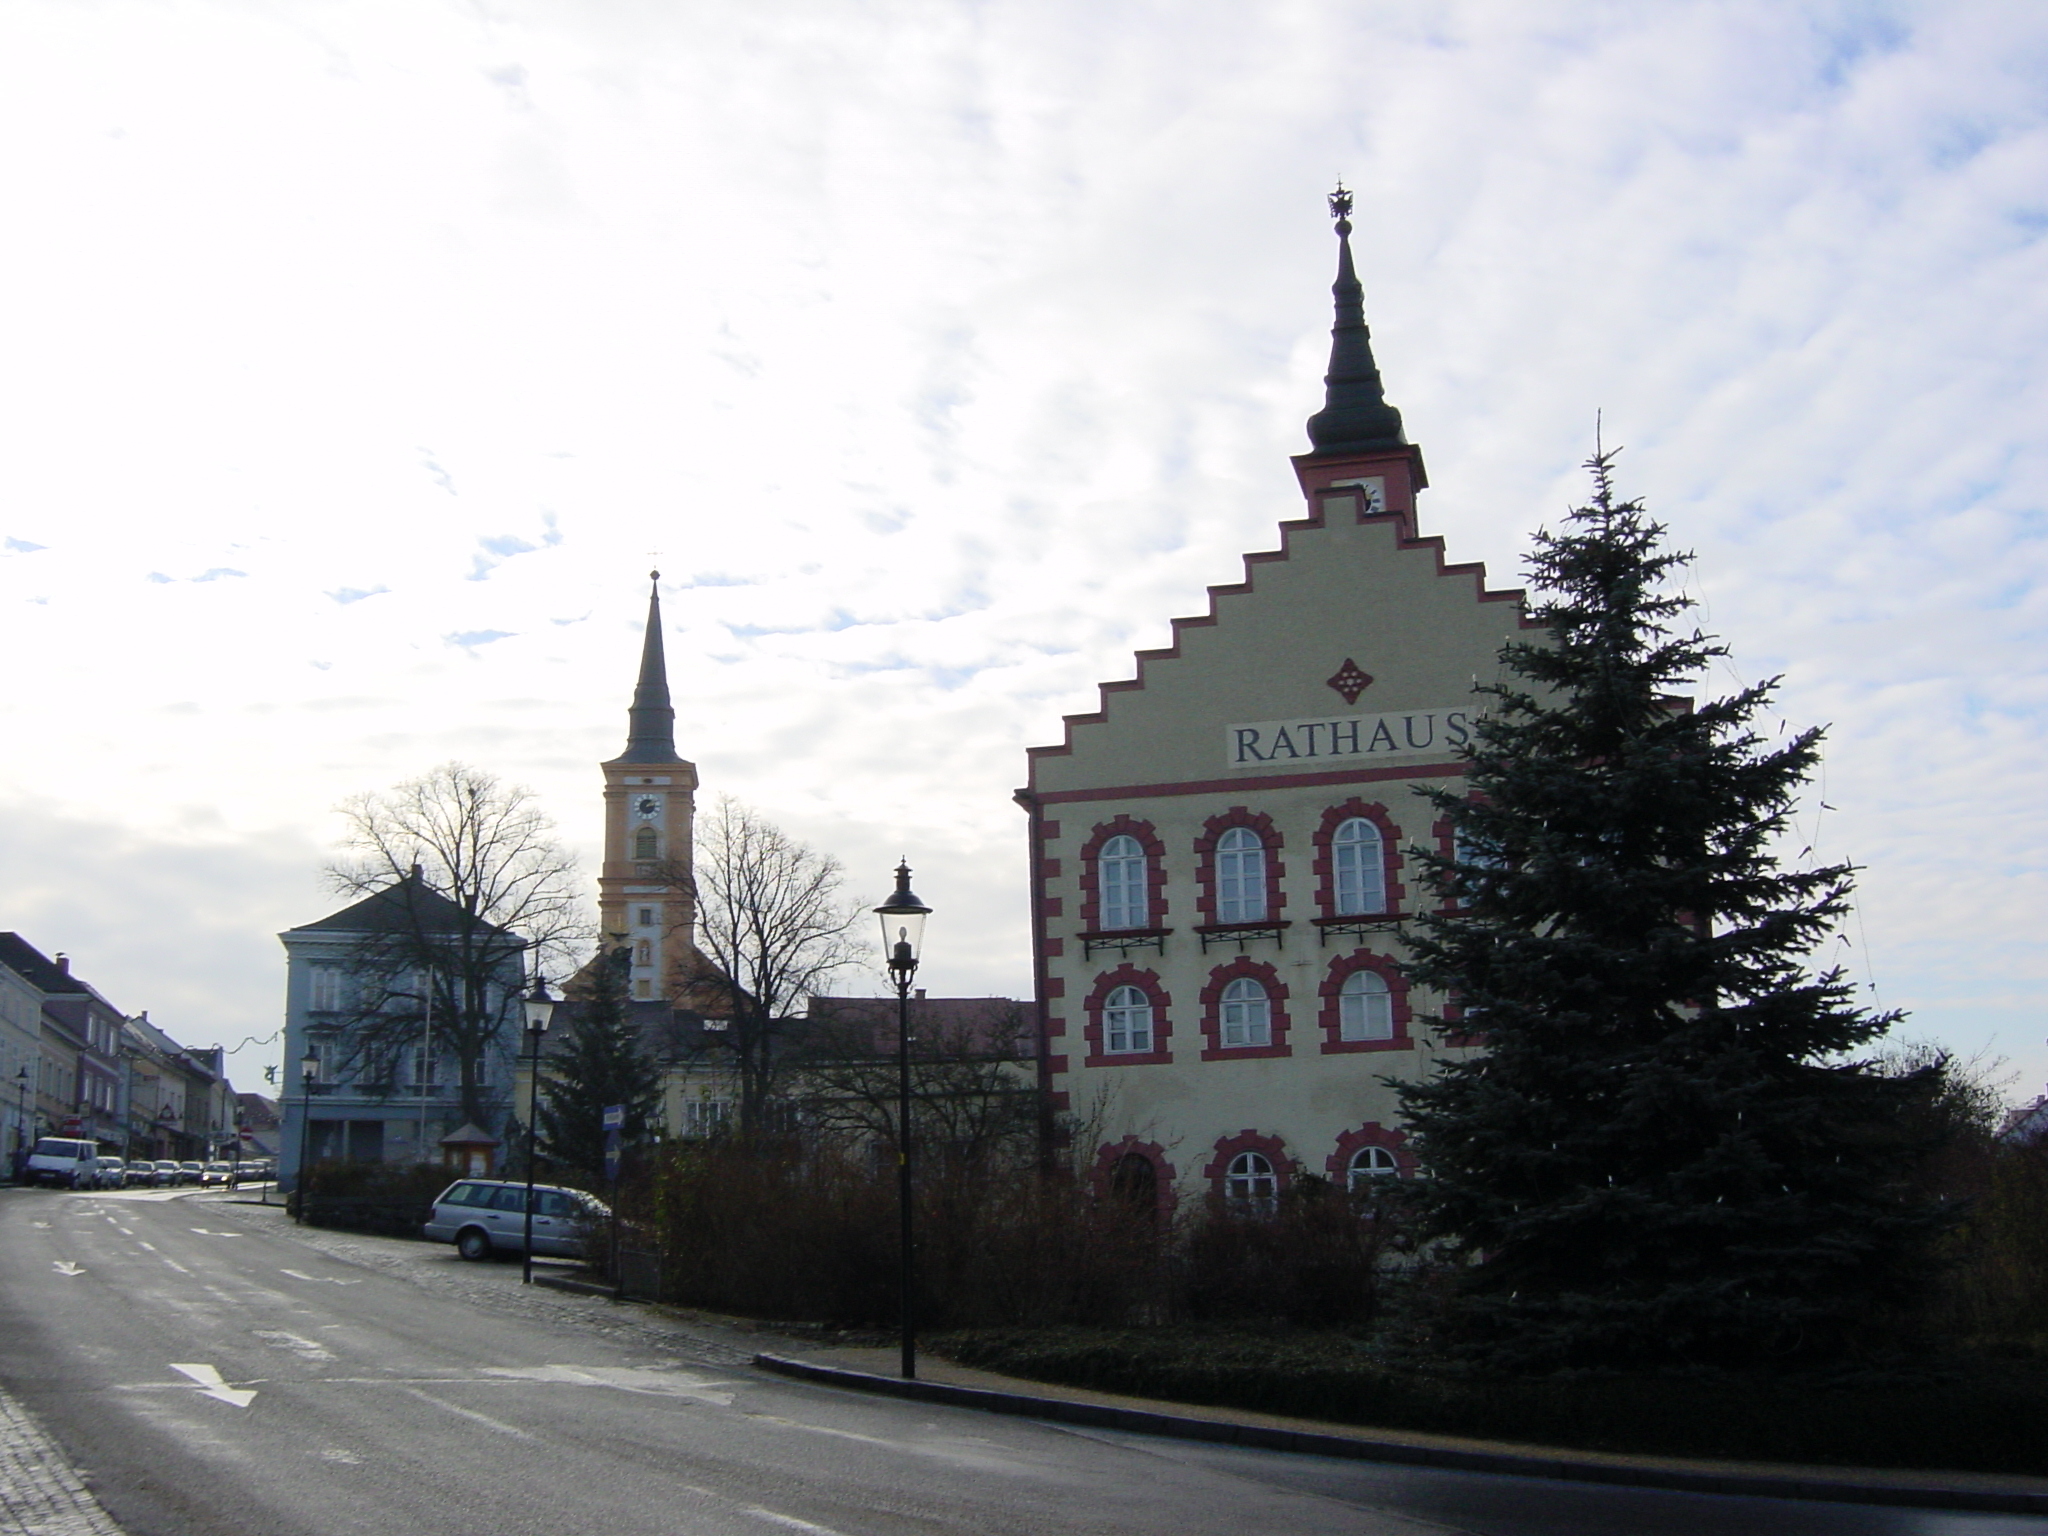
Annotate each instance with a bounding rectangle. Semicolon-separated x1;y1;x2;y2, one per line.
1332;817;1386;915
1347;1145;1399;1191
1098;835;1149;930
1102;985;1153;1054
1219;976;1271;1048
1216;826;1266;923
1225;1151;1277;1210
1338;970;1394;1042
1109;1152;1158;1216
633;827;658;861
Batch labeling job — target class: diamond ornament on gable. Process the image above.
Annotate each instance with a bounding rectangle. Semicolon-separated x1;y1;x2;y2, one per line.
1326;658;1374;705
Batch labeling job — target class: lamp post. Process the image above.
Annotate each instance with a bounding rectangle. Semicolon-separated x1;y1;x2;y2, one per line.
520;975;557;1286
873;862;931;1380
294;1049;319;1225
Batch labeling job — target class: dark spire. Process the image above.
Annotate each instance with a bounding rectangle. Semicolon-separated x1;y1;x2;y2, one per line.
1304;184;1407;455
613;571;678;764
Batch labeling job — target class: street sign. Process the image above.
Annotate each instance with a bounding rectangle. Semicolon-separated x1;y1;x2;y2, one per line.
602;1104;624;1130
603;1104;624;1182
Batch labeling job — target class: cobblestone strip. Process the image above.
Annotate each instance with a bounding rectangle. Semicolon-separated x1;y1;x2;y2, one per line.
0;1381;123;1536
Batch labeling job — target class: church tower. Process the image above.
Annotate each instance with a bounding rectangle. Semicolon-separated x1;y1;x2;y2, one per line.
598;573;699;1001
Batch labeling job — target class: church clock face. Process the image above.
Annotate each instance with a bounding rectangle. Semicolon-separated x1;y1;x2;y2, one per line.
632;794;661;821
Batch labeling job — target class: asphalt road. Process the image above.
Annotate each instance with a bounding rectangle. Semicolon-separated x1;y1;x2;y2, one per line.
1;1185;2040;1536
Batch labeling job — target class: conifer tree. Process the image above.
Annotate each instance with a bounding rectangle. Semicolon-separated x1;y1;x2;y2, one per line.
538;944;664;1183
1396;449;1949;1371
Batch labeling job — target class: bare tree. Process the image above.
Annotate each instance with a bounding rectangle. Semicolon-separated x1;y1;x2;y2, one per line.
324;763;588;1129
660;796;865;1136
797;1002;1041;1172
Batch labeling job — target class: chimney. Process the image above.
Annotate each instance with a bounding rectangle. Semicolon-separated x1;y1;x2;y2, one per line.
914;988;926;1000
54;953;69;975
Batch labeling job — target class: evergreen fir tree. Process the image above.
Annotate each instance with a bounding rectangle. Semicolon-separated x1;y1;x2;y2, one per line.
1396;448;1949;1372
538;944;664;1184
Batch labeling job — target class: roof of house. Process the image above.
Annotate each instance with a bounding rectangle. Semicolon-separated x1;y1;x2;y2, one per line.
0;932;88;994
288;867;516;940
805;995;1038;1059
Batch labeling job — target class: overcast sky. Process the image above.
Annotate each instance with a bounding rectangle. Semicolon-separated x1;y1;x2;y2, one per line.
0;1;2041;1104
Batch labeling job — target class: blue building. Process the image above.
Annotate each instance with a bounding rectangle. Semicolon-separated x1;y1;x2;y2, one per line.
277;870;527;1190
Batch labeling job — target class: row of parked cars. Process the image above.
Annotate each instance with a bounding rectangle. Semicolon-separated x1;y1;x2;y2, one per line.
18;1137;274;1190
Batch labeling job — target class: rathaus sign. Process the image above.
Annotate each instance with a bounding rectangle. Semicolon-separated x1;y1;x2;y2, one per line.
1226;707;1476;768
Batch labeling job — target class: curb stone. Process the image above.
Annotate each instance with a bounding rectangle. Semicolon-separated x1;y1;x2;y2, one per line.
752;1353;2048;1517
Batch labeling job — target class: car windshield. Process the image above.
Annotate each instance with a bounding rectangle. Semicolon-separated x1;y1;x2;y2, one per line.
32;1140;88;1157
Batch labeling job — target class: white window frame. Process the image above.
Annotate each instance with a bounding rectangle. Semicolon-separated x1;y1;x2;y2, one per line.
1102;984;1153;1054
1097;835;1149;931
1219;976;1271;1048
1225;1150;1277;1209
1215;827;1267;923
1348;1145;1399;1191
308;965;344;1014
1332;817;1386;915
1337;969;1394;1042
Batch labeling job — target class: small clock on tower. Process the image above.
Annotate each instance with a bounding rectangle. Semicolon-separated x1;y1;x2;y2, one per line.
632;794;661;821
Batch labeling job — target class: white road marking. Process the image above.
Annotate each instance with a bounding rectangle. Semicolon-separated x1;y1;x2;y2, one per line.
317;1448;363;1465
51;1261;83;1277
31;1220;50;1229
743;1508;846;1535
281;1269;361;1285
116;1227;134;1236
477;1364;734;1405
162;1258;193;1274
136;1241;156;1251
398;1387;534;1439
169;1363;258;1408
253;1330;337;1361
189;1228;244;1237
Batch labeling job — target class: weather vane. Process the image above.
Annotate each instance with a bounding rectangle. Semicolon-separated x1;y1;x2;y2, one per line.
1328;181;1353;232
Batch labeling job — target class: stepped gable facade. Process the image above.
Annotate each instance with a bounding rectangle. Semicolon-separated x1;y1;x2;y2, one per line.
1017;190;1537;1209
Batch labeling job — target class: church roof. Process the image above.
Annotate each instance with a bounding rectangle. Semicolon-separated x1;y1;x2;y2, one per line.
287;867;514;939
608;570;683;765
1303;184;1408;456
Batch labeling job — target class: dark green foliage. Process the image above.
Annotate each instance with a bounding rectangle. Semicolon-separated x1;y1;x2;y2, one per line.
935;1327;2048;1476
538;945;664;1184
1395;449;1951;1371
294;1159;451;1236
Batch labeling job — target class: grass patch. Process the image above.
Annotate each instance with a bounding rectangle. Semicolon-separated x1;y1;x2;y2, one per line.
932;1326;2048;1478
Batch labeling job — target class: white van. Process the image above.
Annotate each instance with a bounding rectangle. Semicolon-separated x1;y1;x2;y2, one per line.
23;1138;103;1189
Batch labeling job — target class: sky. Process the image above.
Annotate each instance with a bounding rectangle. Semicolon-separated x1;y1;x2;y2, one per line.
0;0;2042;1105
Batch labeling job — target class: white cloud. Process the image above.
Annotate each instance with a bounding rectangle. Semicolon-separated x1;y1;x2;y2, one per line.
0;0;2041;1097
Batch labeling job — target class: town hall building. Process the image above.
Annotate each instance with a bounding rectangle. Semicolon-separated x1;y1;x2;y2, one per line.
1019;191;1536;1211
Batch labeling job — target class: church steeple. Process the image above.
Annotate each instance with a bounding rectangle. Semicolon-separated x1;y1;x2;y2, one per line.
1303;184;1407;456
611;571;678;765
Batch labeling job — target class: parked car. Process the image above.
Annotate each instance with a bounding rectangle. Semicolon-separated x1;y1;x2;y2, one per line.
21;1138;102;1189
153;1159;184;1185
422;1180;610;1261
92;1156;126;1189
201;1162;235;1187
125;1161;159;1187
177;1161;204;1185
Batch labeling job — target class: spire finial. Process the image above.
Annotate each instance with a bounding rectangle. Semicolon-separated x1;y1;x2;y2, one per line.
612;573;679;764
1304;183;1406;455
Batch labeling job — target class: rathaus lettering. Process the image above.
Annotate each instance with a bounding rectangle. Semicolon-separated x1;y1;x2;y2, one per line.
1226;707;1472;768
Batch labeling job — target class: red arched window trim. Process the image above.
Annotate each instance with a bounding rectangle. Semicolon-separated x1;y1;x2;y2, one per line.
1197;957;1291;1061
1080;964;1173;1067
1317;950;1413;1055
1090;1135;1177;1217
1310;799;1406;917
1203;1128;1292;1199
1193;808;1286;927
1327;1122;1416;1181
1078;816;1170;933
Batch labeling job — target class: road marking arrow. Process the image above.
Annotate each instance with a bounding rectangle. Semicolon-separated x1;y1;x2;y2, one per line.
169;1363;257;1408
52;1261;83;1276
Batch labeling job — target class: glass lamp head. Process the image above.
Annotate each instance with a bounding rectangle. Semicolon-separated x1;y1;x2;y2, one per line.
873;860;932;974
522;977;557;1035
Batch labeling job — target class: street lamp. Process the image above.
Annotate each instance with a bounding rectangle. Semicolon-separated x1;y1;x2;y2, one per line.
294;1049;319;1225
520;975;557;1285
873;861;931;1380
13;1066;29;1182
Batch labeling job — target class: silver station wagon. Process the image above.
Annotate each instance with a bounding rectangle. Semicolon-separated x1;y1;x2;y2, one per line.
422;1179;609;1261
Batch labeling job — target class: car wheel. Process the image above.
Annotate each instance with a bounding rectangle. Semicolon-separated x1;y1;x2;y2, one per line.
455;1228;494;1262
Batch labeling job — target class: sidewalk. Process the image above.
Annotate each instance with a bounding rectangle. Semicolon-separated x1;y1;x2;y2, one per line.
755;1341;2048;1517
